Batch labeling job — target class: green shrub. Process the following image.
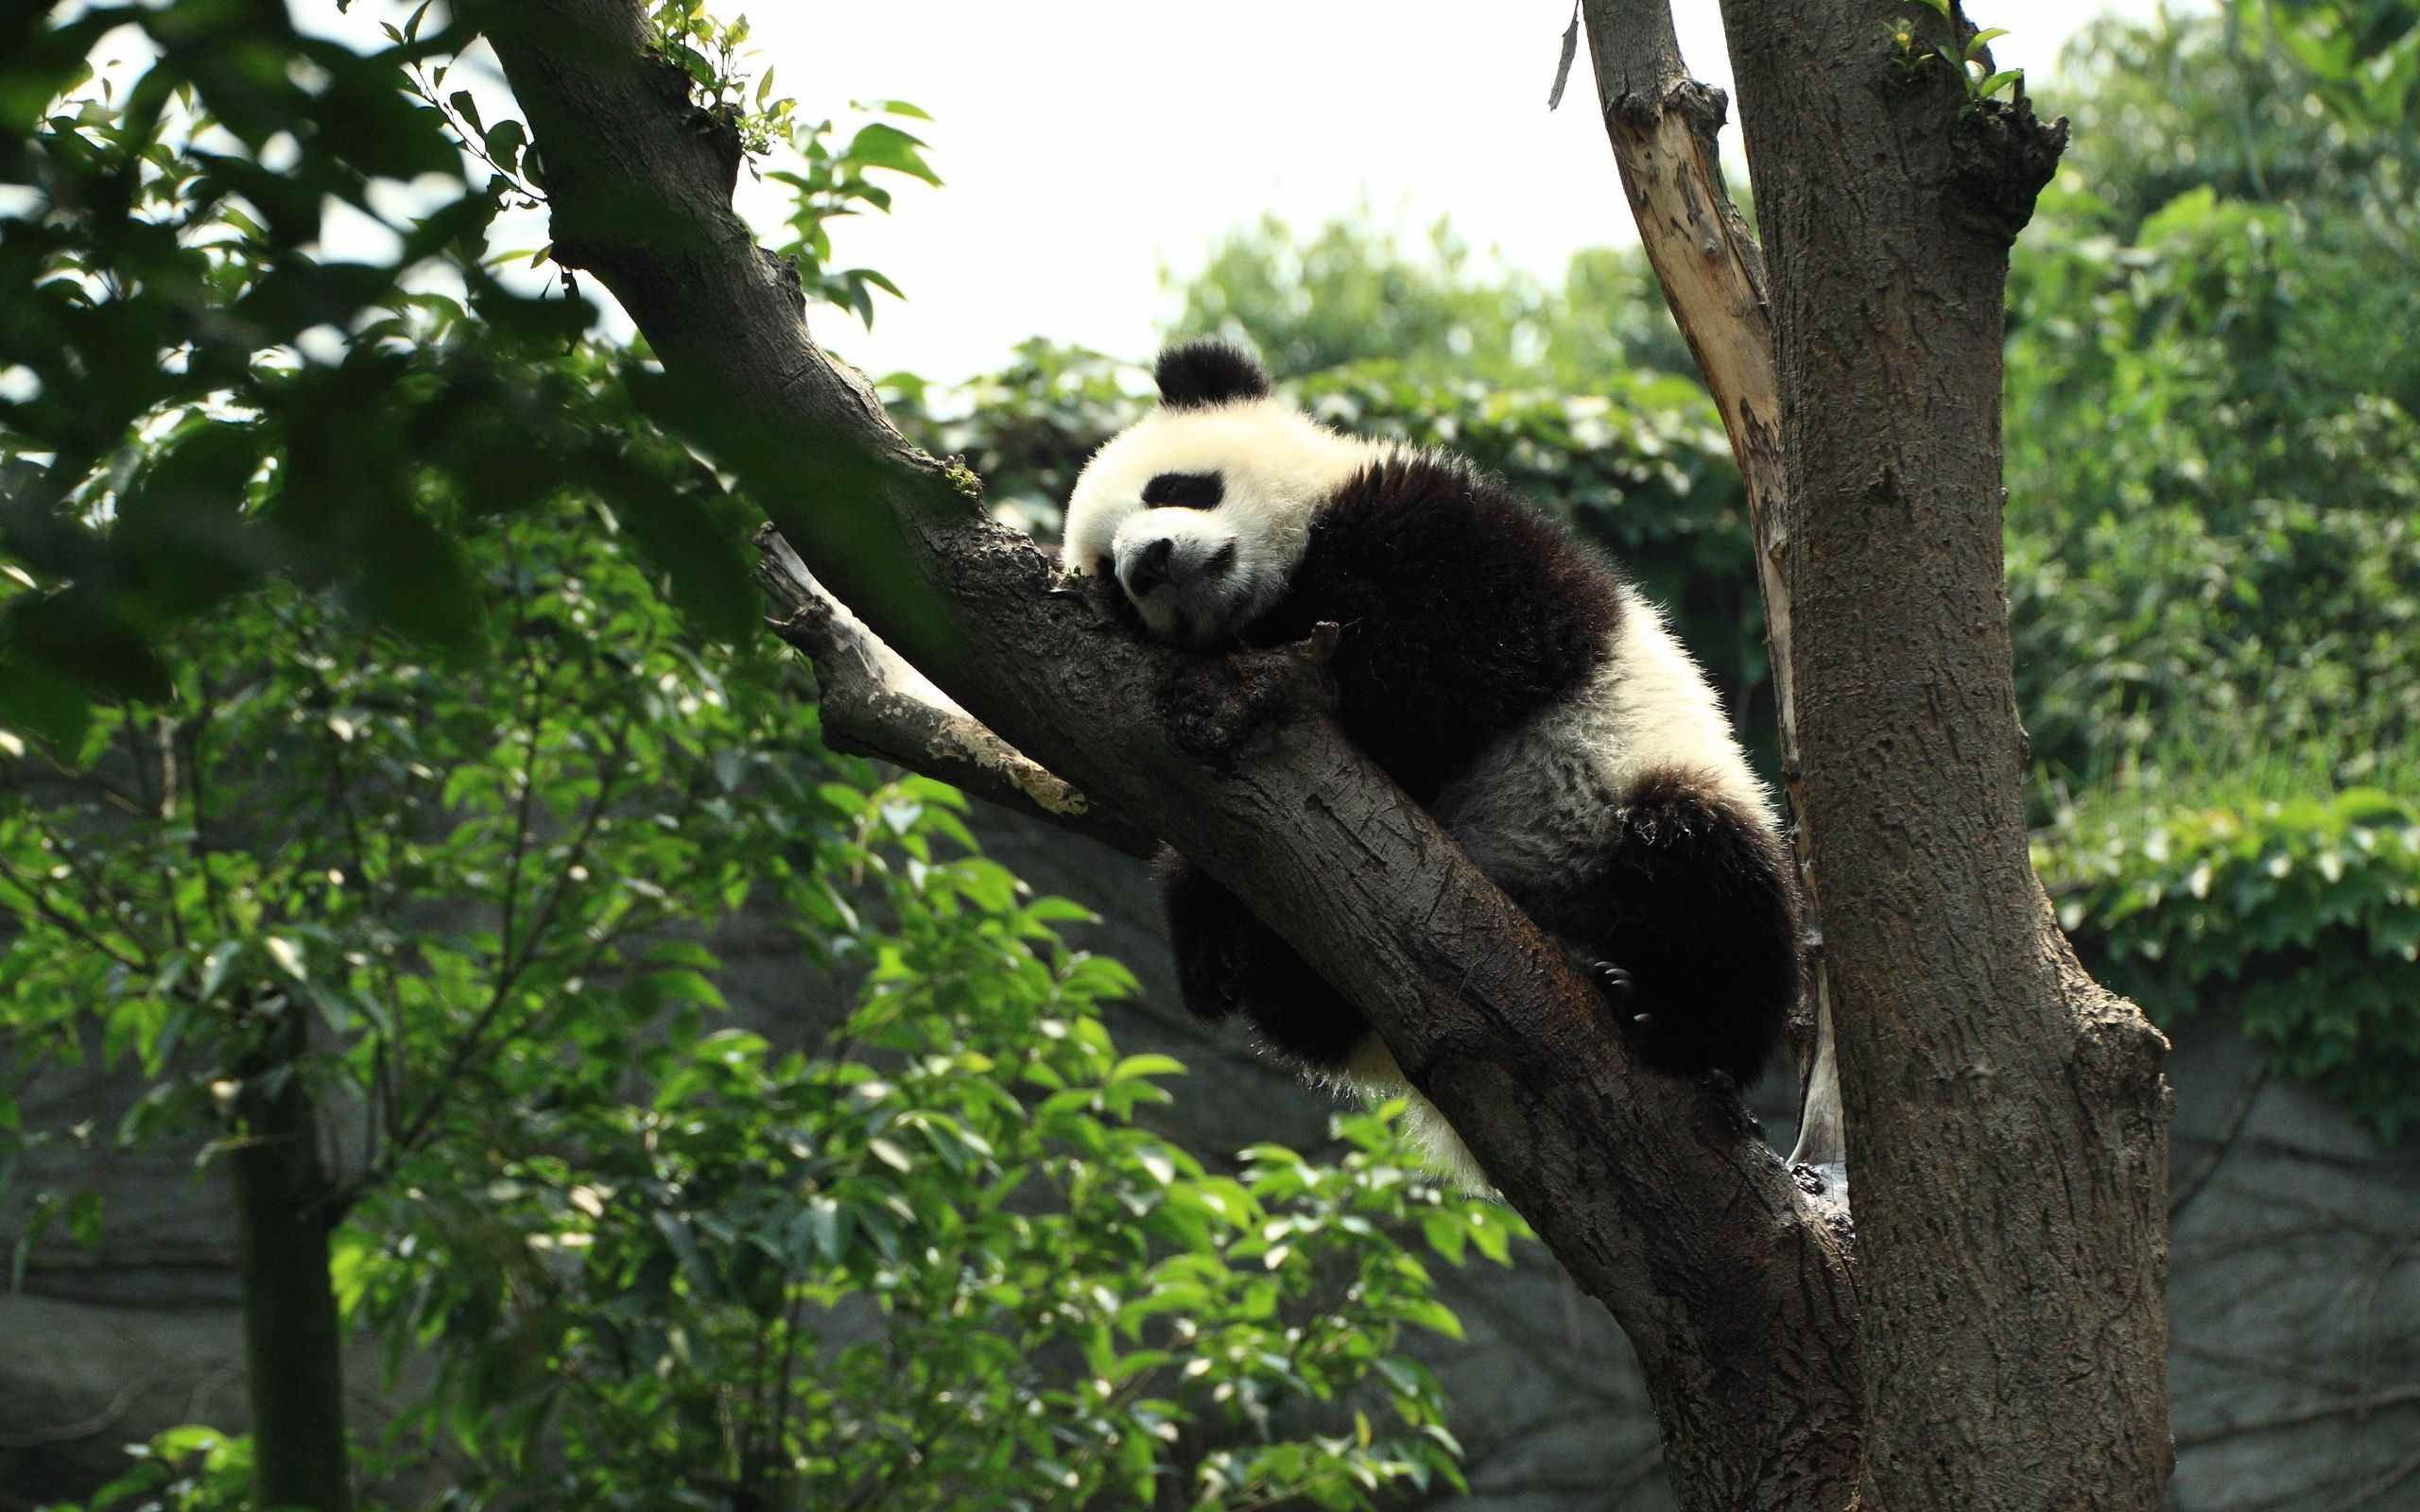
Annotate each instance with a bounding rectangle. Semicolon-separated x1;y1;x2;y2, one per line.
2038;786;2420;1140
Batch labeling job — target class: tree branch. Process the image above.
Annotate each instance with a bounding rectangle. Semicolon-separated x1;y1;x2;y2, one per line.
2170;1051;2270;1221
751;525;1154;860
1578;0;1847;1182
2174;1382;2420;1452
480;4;1860;1505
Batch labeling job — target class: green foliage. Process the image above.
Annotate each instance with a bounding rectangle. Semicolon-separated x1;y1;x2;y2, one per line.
1167;216;1696;387
34;1425;257;1512
337;777;1497;1508
0;463;830;1267
3;14;1507;1508
4;488;1502;1505
1887;4;2024;109
2052;0;2418;254
0;4;935;751
2006;3;2420;789
2039;787;2420;1141
641;2;940;326
763;101;939;328
2;3;571;741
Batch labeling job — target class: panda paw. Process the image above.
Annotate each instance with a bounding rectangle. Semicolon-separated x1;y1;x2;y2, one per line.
1588;960;1633;995
1588;961;1654;1032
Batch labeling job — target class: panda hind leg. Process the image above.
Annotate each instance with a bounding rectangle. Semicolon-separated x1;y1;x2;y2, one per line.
1543;772;1802;1087
1154;849;1370;1073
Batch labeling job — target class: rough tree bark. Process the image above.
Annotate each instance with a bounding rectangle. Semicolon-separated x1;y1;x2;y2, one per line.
482;5;1860;1506
1707;3;2176;1507
1584;0;2176;1499
476;2;2170;1507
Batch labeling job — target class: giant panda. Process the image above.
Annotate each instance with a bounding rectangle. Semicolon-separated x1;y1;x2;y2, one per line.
1063;339;1801;1185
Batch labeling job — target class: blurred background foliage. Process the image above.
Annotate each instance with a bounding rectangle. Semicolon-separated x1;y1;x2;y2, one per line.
899;0;2420;1142
2;0;2416;1506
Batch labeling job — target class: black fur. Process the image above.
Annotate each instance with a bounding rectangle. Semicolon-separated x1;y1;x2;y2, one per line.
1154;340;1272;409
1144;411;1798;1091
1158;849;1366;1068
1246;455;1620;804
1520;770;1800;1086
1142;471;1224;508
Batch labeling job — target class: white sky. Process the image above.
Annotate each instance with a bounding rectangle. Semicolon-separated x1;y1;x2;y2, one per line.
73;2;2182;385
720;1;2179;384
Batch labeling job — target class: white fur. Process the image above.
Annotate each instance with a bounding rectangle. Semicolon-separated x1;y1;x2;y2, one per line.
1336;1038;1490;1192
1063;397;1388;645
1072;393;1782;1194
1436;584;1778;909
1346;590;1781;1194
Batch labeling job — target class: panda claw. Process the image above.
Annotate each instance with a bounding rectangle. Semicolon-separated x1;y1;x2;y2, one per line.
1588;960;1634;999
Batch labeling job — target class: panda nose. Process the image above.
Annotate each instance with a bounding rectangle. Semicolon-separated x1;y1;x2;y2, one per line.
1124;537;1176;596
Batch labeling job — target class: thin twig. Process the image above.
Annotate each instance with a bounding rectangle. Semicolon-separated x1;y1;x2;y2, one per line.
2171;1055;2272;1220
0;850;147;971
353;707;637;1197
2177;1382;2420;1450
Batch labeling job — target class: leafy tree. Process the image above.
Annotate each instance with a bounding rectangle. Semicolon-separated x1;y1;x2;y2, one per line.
2004;1;2420;787
2039;786;2420;1142
1167;215;1696;387
334;771;1491;1512
2;8;1510;1509
421;0;2184;1501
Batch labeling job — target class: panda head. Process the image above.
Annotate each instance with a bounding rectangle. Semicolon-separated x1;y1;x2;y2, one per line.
1063;340;1383;647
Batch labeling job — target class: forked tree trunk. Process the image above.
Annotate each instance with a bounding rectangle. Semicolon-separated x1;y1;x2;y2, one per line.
479;2;2173;1507
1712;4;2175;1505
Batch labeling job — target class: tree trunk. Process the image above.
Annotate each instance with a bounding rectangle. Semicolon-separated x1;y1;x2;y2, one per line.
1713;4;2174;1506
232;1005;352;1512
475;3;2177;1506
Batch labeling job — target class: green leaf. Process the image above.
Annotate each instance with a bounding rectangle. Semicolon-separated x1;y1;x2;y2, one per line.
842;122;942;185
484;118;527;176
1110;1053;1185;1082
1401;1298;1464;1339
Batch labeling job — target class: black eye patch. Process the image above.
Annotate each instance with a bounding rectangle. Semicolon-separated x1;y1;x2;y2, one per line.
1141;471;1224;509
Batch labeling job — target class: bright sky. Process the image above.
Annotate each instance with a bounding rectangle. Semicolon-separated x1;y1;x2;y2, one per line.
75;2;2183;385
717;1;2180;384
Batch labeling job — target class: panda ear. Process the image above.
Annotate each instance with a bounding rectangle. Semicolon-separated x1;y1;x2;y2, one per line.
1153;340;1272;410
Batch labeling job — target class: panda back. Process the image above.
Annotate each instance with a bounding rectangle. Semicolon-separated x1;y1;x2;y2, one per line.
1242;453;1627;806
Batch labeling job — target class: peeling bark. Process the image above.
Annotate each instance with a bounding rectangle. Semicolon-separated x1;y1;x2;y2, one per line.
1578;0;1847;1179
472;2;2174;1506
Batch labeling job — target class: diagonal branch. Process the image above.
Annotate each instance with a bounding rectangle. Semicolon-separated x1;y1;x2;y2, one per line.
477;6;1860;1505
751;526;1154;860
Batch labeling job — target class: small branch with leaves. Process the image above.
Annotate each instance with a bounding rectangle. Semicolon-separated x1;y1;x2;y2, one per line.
751;527;1153;860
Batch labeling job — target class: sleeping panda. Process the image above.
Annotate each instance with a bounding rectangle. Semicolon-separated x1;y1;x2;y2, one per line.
1063;339;1801;1185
